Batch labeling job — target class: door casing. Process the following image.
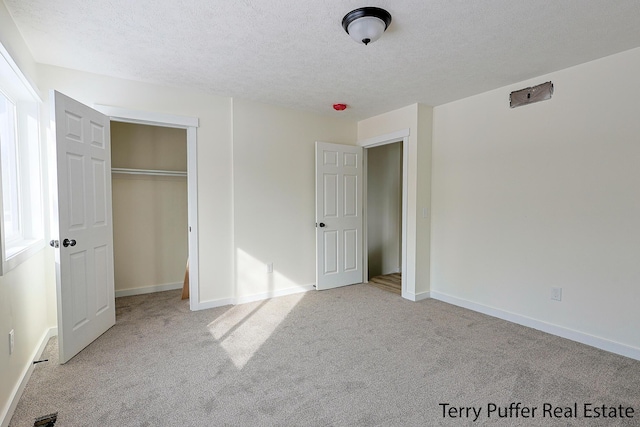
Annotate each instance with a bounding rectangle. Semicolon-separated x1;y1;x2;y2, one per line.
359;129;413;300
94;105;202;310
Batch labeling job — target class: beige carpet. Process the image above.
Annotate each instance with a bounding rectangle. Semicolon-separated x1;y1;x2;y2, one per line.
9;285;640;426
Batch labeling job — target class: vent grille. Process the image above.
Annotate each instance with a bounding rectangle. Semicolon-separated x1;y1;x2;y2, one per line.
510;81;554;108
34;412;58;427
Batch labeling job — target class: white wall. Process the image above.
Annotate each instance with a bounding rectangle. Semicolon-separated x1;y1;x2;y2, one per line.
358;104;433;299
0;4;56;425
1;49;355;424
431;47;640;355
1;55;356;422
36;67;360;306
36;65;234;304
367;142;402;277
231;99;356;301
111;122;187;171
0;252;54;426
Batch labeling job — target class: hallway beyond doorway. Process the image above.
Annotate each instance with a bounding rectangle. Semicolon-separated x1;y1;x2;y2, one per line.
368;273;401;294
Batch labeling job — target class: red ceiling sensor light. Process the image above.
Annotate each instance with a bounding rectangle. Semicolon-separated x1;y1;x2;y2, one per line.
333;103;347;111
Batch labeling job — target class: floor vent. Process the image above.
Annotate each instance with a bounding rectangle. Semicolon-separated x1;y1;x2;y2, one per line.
34;412;58;427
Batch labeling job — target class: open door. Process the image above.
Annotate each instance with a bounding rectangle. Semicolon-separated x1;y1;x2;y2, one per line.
315;141;363;290
50;91;115;363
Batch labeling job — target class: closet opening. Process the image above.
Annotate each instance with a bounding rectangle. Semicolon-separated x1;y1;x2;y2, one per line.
110;122;189;301
366;141;403;295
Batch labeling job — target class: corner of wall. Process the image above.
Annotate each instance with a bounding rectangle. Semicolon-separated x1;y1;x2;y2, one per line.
429;47;640;352
415;104;434;294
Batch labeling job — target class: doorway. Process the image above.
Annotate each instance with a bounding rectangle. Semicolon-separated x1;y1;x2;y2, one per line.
110;122;188;299
360;128;411;300
95;104;201;310
366;141;403;294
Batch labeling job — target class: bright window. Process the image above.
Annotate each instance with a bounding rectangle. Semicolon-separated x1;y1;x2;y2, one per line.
0;94;20;242
0;44;44;275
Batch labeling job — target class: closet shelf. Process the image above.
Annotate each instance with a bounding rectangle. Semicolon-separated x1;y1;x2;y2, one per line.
111;168;187;177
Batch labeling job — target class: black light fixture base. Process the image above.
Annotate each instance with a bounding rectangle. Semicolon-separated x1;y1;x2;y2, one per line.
341;7;392;34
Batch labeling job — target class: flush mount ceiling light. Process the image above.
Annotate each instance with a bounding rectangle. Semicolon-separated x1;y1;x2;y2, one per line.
342;7;392;45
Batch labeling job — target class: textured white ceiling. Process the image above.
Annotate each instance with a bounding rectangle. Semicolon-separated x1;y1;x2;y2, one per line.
4;0;640;119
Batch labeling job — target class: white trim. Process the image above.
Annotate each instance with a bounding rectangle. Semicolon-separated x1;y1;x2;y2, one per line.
1;327;56;427
197;297;236;310
0;66;44;276
358;128;410;148
94;105;198;128
199;285;315;309
400;137;409;298
403;291;431;302
430;291;640;361
362;148;368;282
414;291;430;301
186;126;200;311
94;106;202;311
235;284;315;305
115;282;183;298
2;240;46;273
0;42;42;102
359;130;412;301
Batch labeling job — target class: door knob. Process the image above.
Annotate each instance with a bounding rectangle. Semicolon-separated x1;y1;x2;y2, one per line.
319;223;326;228
49;240;59;248
62;239;77;247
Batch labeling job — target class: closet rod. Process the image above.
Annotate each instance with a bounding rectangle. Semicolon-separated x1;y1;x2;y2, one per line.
111;168;187;177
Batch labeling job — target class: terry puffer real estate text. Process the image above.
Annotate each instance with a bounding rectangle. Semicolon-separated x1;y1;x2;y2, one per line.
439;402;635;422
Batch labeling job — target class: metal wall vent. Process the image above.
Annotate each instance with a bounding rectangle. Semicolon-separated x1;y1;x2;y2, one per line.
510;81;553;108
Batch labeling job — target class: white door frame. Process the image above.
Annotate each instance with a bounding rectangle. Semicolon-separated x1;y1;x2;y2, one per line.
359;129;413;300
93;105;202;311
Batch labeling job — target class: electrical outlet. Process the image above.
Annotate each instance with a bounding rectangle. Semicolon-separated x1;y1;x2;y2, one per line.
9;329;14;355
267;262;273;273
551;287;562;301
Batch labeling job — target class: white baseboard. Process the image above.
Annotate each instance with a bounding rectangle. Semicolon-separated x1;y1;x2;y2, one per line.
1;327;57;427
430;290;640;361
402;290;430;302
115;282;183;298
194;297;235;311
235;284;315;305
193;284;315;311
415;291;430;301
